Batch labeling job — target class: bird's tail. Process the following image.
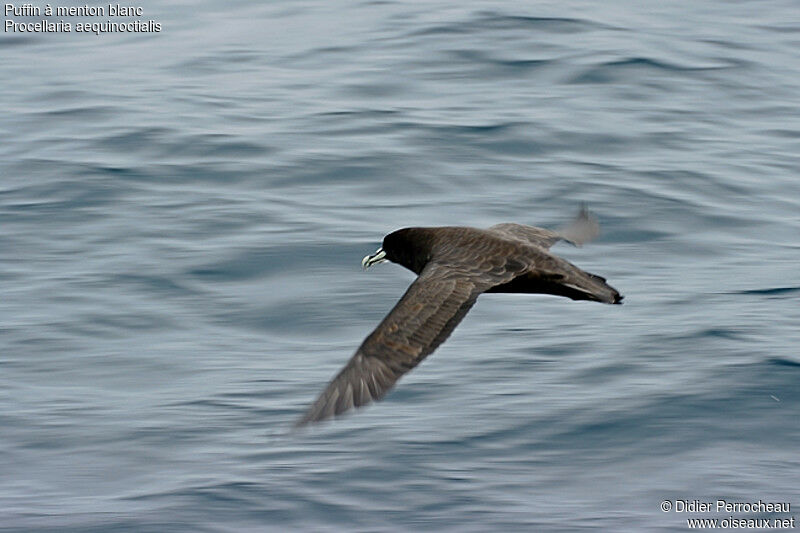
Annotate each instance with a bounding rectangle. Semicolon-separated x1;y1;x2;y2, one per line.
488;262;623;304
551;267;623;304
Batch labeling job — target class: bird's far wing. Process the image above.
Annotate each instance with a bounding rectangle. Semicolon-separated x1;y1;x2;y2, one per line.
294;259;522;427
489;206;600;249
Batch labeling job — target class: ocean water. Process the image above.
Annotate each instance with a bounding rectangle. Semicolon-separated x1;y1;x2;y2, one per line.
2;0;799;531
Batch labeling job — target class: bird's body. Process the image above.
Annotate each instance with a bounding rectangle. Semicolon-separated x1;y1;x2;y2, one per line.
295;208;622;427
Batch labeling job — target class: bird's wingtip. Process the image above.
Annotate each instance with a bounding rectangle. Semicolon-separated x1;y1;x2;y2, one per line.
559;205;600;246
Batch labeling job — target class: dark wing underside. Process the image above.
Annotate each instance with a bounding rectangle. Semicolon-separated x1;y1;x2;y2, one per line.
294;259;522;427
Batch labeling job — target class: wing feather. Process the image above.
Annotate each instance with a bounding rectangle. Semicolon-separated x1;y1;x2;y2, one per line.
489;207;599;249
295;259;521;426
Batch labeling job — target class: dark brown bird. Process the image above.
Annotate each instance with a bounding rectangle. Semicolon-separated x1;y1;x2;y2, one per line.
295;208;622;427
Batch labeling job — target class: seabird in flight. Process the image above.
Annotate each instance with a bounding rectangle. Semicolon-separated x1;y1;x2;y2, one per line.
295;208;622;426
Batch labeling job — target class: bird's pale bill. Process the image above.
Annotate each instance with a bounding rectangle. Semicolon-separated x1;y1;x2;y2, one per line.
362;248;387;269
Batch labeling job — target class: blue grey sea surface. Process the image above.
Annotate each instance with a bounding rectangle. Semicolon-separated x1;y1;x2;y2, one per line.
2;1;799;531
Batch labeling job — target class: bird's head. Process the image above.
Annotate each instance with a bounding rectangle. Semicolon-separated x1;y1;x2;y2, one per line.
362;228;435;275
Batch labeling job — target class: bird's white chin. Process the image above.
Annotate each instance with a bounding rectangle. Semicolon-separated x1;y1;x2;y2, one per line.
362;248;387;269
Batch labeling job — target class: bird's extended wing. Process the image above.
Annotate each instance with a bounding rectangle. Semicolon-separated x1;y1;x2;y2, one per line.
295;258;522;426
489;206;599;249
